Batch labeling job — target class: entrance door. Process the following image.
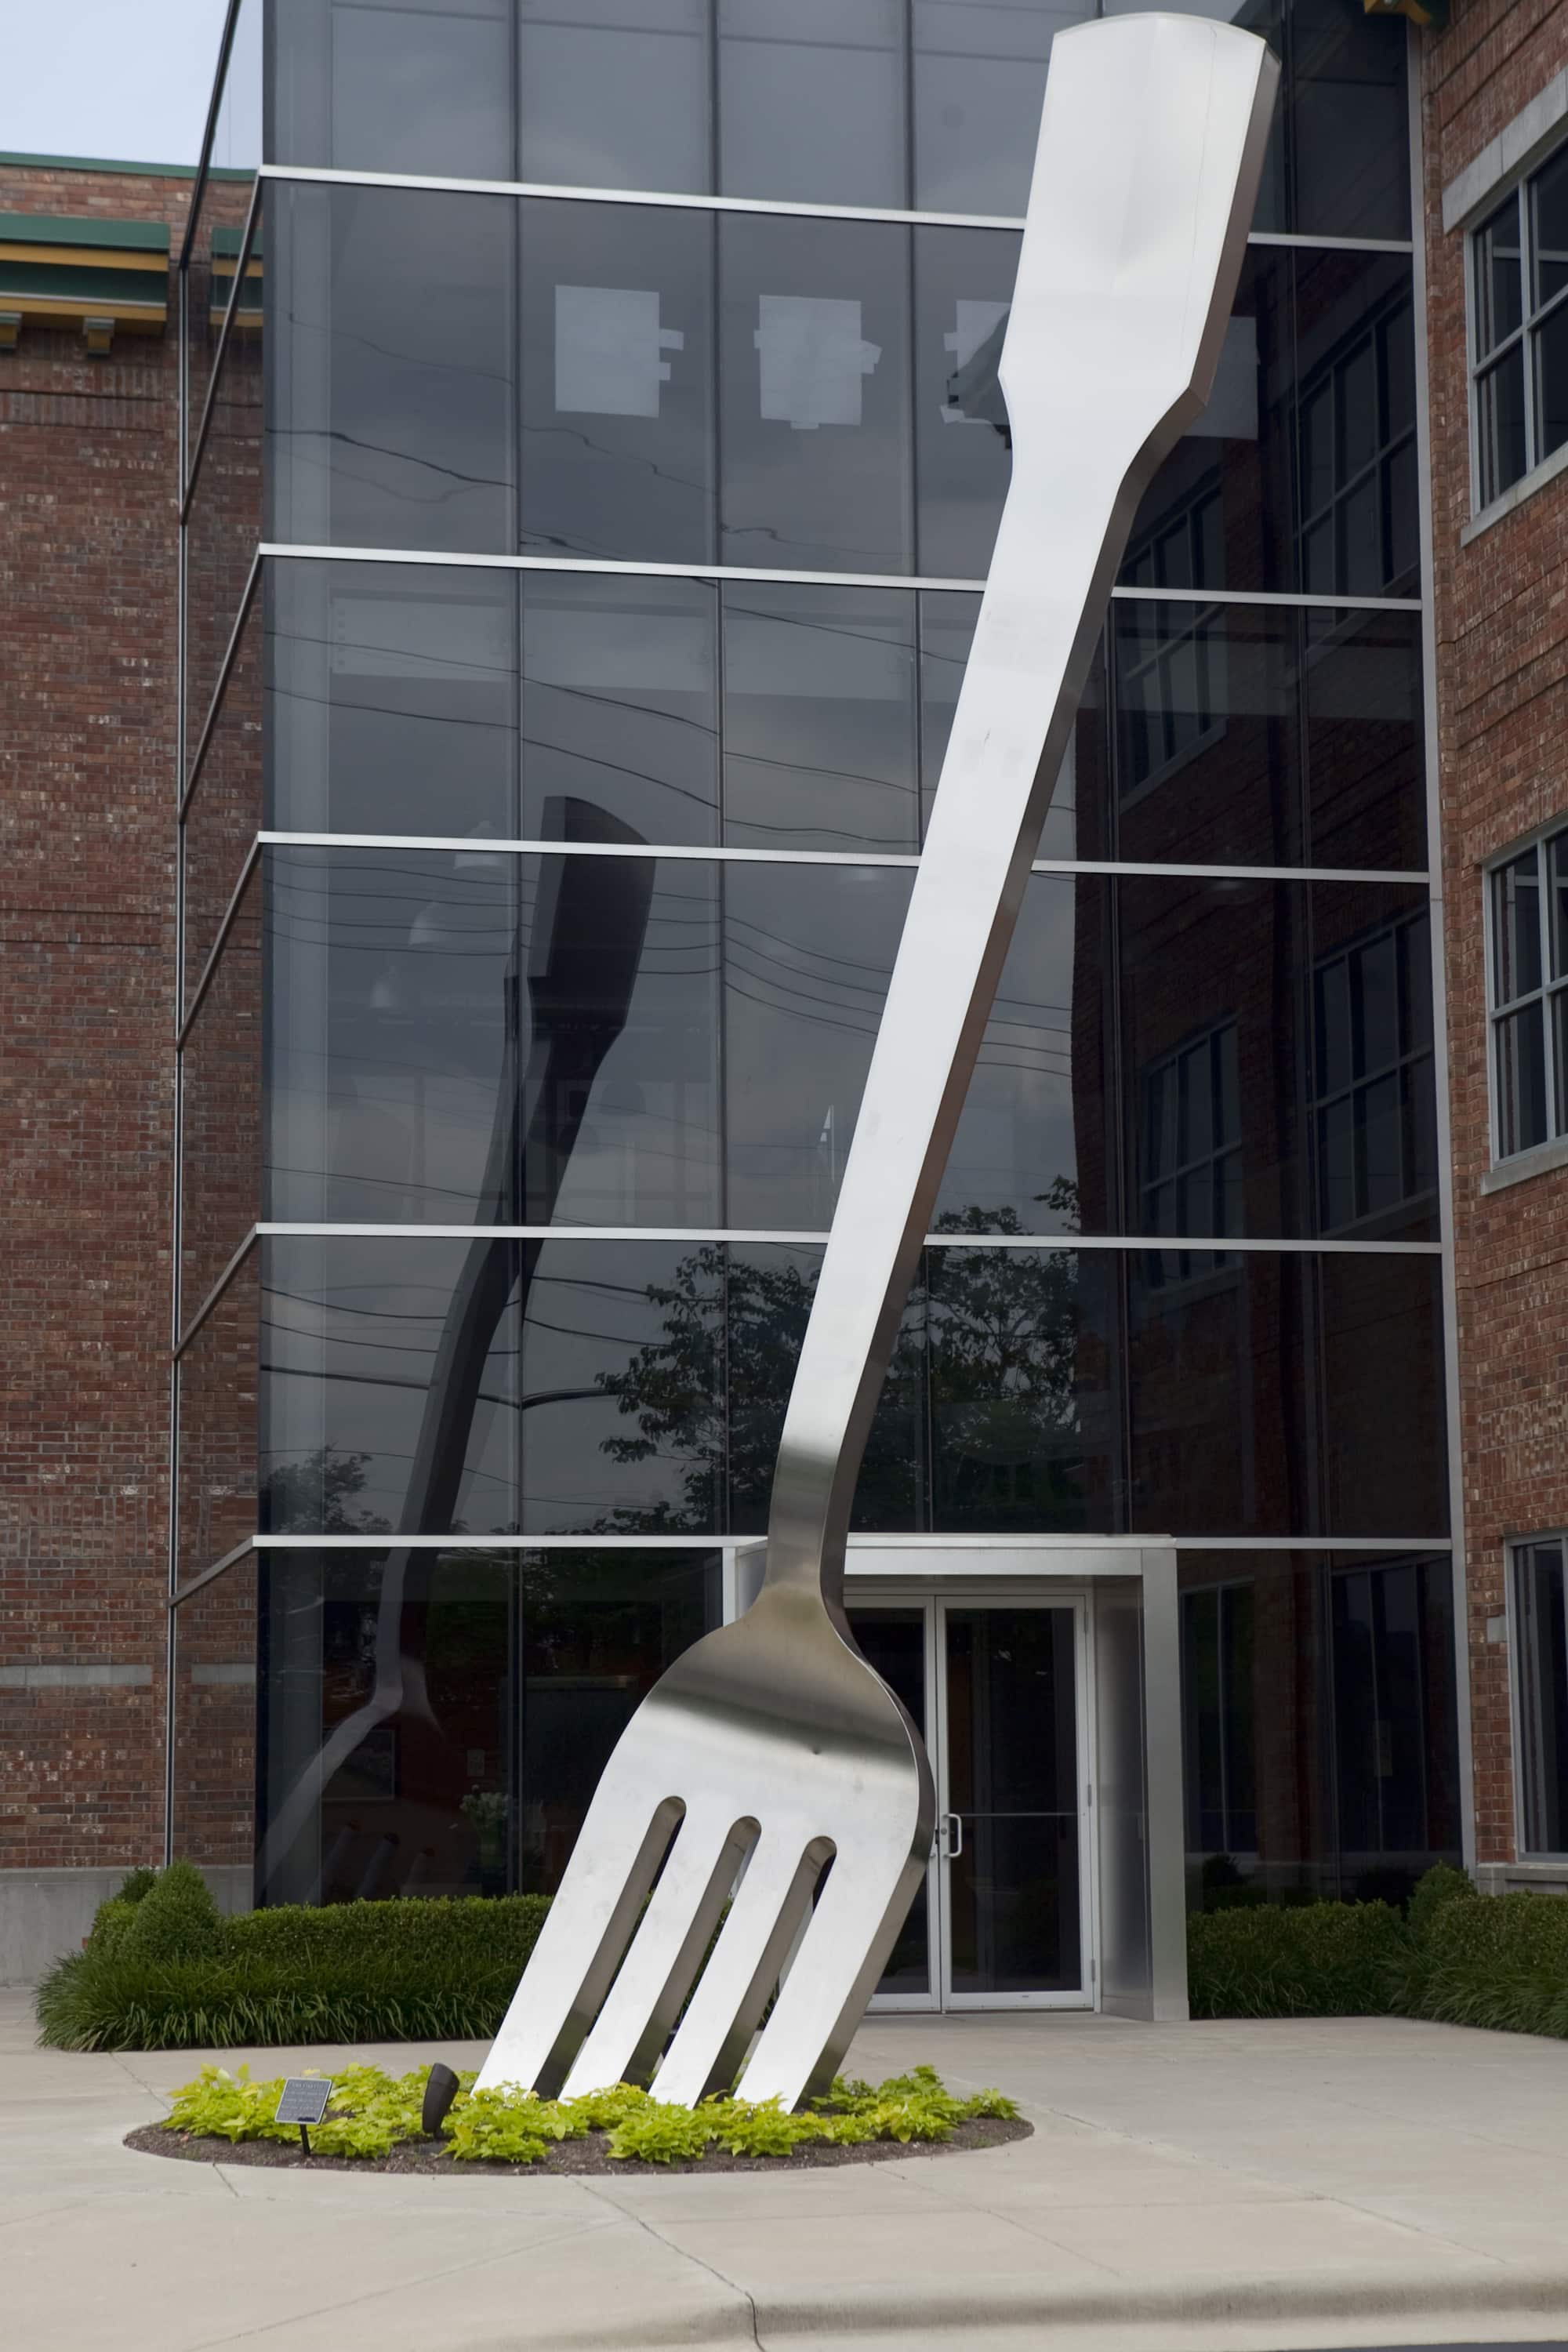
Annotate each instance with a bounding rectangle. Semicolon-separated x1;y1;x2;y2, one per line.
849;1596;1091;2010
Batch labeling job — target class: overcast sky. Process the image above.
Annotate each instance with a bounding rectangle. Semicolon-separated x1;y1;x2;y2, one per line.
2;0;230;167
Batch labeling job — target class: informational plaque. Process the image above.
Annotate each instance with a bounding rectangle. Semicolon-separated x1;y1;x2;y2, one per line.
275;2078;332;2129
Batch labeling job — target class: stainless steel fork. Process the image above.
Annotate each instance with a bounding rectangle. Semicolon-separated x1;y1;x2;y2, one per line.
476;12;1278;2113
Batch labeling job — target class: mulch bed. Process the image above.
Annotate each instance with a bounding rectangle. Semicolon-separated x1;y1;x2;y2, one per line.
125;2114;1031;2177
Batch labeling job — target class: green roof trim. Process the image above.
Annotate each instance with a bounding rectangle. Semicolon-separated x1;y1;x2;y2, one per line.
0;263;169;306
0;212;169;252
0;151;252;181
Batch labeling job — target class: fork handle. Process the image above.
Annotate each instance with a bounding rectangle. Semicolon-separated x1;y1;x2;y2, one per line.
761;15;1278;1607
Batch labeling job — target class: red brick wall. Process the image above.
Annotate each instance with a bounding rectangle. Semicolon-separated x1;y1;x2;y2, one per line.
1421;2;1568;1863
0;162;192;1872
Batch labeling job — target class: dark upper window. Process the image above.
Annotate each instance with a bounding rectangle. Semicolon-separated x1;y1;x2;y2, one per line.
1488;825;1568;1162
1313;906;1435;1231
1471;144;1568;510
1514;1534;1568;1855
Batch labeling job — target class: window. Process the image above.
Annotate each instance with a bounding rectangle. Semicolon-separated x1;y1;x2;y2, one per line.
1314;908;1436;1229
1514;1535;1568;1854
1138;1018;1241;1283
1298;294;1417;596
1181;1581;1258;1860
1488;825;1568;1161
1471;144;1568;510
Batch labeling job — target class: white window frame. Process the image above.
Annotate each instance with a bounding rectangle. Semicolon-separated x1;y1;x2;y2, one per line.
1509;1530;1568;1860
1483;818;1568;1167
1465;140;1568;518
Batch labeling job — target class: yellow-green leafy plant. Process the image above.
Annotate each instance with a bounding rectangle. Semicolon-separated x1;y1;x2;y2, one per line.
605;2100;713;2164
703;2096;827;2157
444;2083;587;2164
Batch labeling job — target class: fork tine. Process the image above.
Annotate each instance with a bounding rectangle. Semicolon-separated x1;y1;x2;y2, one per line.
650;1827;833;2109
561;1804;760;2099
735;1837;923;2111
476;1782;683;2096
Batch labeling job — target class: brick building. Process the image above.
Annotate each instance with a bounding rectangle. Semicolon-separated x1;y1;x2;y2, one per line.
2;0;1566;1992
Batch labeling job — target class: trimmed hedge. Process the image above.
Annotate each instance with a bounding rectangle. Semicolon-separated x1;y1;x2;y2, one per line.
37;1867;550;2051
35;1857;1568;2050
1187;1899;1410;2020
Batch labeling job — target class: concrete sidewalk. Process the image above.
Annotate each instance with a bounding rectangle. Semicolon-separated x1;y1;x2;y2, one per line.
5;1991;1568;2351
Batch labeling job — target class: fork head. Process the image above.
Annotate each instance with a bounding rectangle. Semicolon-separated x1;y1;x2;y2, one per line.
474;1585;935;2112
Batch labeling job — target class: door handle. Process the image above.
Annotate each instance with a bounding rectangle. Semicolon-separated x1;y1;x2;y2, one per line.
940;1812;964;1860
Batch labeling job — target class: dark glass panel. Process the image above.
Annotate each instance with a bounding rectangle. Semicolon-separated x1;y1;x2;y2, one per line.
520;198;714;564
183;588;263;1020
1332;1554;1458;1884
171;1551;258;1882
945;1606;1081;1991
719;1243;926;1534
913;226;1019;580
1534;301;1568;467
1534;151;1568;311
263;845;722;1229
519;1242;725;1533
1477;345;1528;509
267;559;517;837
912;0;1085;218
1515;1539;1568;1855
928;1246;1119;1534
722;862;912;1229
270;0;514;178
1493;850;1543;1004
264;846;517;1226
517;0;710;195
522;572;717;844
1179;1547;1460;1910
846;1607;932;1995
1123;246;1416;599
1279;0;1410;241
260;1235;521;1536
256;1546;719;1905
919;592;1089;858
176;1247;260;1588
267;180;516;554
939;873;1112;1236
1120;874;1435;1243
718;0;905;211
1129;1251;1446;1538
181;865;263;1318
1300;605;1425;873
1496;1000;1549;1157
1550;833;1568;980
1180;1581;1257;1856
721;583;919;853
1474;191;1524;357
720;212;913;576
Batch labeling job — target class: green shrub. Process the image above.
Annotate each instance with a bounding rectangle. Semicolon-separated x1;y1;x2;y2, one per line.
118;1866;160;1906
1410;1889;1568;2038
118;1861;224;1965
1406;1861;1477;1944
36;1886;553;2051
1187;1899;1408;2020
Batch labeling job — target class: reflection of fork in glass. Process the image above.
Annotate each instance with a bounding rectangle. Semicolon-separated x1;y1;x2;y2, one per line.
477;13;1279;2113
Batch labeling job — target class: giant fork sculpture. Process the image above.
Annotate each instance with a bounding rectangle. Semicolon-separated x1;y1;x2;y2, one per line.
477;12;1279;2112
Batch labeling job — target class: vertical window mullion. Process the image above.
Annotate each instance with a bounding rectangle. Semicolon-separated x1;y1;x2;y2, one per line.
1538;838;1557;1136
1522;185;1539;473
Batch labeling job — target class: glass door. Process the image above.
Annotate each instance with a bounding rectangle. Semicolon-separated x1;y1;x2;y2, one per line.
938;1601;1088;2007
848;1592;1091;2011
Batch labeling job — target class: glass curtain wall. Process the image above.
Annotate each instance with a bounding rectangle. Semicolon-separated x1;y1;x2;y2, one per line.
172;0;1457;1909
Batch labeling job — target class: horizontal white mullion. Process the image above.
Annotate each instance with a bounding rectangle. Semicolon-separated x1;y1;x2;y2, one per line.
244;1530;1450;1552
254;162;1416;256
252;832;1429;886
252;1221;1443;1256
256;541;1425;612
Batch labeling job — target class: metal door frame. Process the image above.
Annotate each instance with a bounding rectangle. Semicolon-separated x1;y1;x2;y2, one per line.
850;1581;1098;2015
